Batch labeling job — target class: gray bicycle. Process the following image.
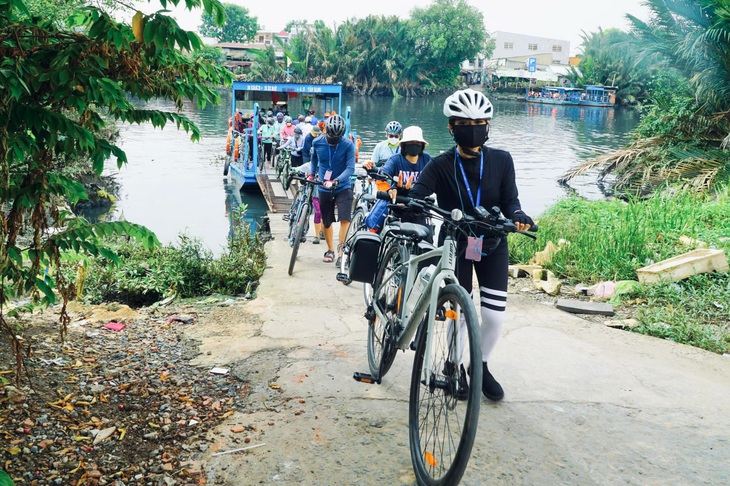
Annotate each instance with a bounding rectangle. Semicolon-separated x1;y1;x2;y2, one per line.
353;193;537;485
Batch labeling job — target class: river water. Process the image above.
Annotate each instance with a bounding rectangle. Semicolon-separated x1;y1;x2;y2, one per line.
109;91;639;252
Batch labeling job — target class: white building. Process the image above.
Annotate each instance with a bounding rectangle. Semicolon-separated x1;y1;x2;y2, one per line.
463;31;575;85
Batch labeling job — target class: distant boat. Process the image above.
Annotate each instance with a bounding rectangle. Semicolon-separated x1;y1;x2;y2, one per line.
525;85;617;108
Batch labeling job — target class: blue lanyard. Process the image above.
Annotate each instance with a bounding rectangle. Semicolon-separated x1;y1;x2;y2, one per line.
328;142;339;164
455;150;483;209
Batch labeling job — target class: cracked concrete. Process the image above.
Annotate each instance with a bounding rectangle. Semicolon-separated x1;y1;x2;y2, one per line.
186;215;730;485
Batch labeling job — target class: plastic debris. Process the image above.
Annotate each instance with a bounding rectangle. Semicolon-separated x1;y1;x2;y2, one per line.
104;321;126;331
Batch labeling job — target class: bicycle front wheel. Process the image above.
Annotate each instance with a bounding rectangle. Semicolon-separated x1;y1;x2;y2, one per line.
409;283;482;486
288;202;310;276
367;242;407;380
340;208;366;286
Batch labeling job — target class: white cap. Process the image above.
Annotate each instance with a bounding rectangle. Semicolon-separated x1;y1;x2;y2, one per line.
304;116;312;123
400;126;428;146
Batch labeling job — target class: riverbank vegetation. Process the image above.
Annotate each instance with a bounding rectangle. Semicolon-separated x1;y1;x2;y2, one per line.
509;188;730;354
63;208;266;307
1;0;234;383
562;0;729;195
244;0;490;96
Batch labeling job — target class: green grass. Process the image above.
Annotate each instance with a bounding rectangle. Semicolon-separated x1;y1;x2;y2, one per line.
509;187;730;353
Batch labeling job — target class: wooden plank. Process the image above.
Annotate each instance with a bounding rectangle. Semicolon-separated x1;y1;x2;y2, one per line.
637;249;728;284
555;299;614;316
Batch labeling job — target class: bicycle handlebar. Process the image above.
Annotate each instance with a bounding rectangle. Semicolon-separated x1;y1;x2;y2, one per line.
375;191;538;238
289;172;323;185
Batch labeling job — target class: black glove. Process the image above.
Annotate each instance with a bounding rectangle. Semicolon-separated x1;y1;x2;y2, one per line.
511;210;534;228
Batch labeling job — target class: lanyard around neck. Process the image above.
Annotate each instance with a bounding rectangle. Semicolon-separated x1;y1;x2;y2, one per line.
455;150;483;209
328;142;339;163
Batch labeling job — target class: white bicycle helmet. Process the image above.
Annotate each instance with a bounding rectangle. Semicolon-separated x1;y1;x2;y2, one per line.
326;114;346;138
443;88;494;120
385;121;403;136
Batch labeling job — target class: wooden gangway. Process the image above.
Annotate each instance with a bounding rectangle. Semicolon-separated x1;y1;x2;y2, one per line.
257;173;293;213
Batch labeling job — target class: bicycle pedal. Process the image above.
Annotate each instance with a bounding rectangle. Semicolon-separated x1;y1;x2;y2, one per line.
363;306;375;321
335;272;349;282
282;215;290;221
353;372;379;384
410;340;417;351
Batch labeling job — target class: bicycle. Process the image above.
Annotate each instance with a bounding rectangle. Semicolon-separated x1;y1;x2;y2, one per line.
337;170;394;287
283;172;321;276
353;193;537;485
275;146;291;181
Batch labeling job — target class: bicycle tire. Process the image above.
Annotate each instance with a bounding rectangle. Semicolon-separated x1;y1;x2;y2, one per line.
367;243;407;379
288;202;310;276
339;208;366;286
282;159;292;191
409;283;481;486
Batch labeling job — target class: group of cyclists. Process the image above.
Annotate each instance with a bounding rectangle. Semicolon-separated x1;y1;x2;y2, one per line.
297;88;535;402
227;107;329;169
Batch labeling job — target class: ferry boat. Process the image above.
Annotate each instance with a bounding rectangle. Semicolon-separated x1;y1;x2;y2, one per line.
525;85;617;107
224;81;351;193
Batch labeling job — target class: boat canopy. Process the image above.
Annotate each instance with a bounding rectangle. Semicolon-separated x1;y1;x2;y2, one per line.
232;81;343;116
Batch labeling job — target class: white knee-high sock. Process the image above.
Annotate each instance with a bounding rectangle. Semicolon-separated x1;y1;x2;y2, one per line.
480;286;507;362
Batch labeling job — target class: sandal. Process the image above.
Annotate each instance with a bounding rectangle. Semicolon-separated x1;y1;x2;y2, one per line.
323;250;335;263
312;237;320;244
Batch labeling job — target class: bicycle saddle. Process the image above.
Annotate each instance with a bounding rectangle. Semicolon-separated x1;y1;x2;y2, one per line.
387;222;432;241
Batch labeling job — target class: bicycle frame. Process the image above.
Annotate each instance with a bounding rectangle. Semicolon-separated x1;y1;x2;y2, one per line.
371;234;461;380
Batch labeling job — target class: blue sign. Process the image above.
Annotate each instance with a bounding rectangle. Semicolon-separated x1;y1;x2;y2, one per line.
528;57;537;73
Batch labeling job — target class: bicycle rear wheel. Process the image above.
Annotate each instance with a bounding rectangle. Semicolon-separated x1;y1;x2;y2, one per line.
409;283;481;485
367;243;407;380
339;208;366;286
288;202;310;276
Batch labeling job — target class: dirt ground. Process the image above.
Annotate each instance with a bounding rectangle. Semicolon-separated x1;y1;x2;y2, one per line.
2;214;729;485
188;217;730;485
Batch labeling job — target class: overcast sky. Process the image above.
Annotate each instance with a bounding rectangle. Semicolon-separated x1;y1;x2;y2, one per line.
150;0;651;57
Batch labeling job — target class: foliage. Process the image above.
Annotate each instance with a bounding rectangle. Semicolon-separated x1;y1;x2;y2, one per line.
0;0;234;384
0;469;14;486
200;2;258;43
509;189;730;283
560;0;730;194
70;207;266;305
633;273;730;354
509;189;730;354
408;0;488;88
246;2;491;96
191;44;226;64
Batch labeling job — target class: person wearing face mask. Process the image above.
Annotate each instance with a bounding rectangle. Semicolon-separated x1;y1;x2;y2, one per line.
258;117;277;167
362;121;403;171
382;126;432;197
409;88;535;403
309;114;356;265
280;115;295;144
280;126;305;167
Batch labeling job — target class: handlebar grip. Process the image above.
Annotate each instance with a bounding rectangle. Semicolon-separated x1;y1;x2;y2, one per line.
528;224;539;232
376;191;410;204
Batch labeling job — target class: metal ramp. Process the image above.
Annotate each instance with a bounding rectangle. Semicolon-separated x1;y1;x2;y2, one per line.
257;173;293;213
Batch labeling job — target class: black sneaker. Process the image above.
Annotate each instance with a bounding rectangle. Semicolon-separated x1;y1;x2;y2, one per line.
481;362;504;402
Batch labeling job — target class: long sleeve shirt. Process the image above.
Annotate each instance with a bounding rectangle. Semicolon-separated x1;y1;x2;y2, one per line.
371;140;400;166
280;135;305;156
310;136;356;193
409;146;522;239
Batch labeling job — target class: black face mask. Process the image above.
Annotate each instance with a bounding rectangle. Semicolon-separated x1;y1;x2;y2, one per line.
326;135;341;146
452;124;489;148
403;144;422;157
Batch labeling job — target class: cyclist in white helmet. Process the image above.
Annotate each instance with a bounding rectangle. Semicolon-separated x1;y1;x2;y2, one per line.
409;88;534;402
363;120;403;170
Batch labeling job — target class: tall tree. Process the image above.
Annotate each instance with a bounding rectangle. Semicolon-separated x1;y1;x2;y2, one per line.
0;0;233;382
200;2;258;43
408;0;488;87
